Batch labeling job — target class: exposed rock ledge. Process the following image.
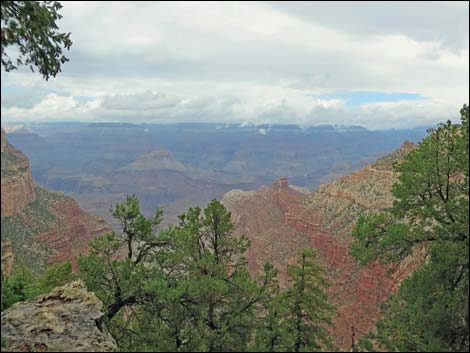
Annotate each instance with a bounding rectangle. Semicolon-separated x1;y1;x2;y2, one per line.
1;281;117;352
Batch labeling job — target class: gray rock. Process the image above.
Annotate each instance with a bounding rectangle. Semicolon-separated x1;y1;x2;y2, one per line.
1;280;116;352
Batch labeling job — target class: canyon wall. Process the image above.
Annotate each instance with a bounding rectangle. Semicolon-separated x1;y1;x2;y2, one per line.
1;130;110;274
1;129;36;217
222;142;423;350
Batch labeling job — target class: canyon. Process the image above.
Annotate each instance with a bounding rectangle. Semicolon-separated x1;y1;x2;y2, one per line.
222;141;424;350
1;129;110;274
5;122;426;227
2;124;426;350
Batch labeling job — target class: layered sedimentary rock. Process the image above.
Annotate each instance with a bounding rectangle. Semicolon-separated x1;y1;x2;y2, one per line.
122;148;187;172
1;131;110;274
1;240;14;276
1;129;36;217
222;142;423;350
1;281;117;352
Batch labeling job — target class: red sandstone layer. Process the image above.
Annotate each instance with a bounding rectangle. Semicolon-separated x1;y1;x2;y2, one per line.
222;143;421;350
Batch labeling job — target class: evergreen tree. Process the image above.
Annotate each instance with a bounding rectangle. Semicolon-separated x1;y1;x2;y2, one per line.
79;198;278;351
351;105;469;351
252;263;284;352
278;249;334;352
1;261;76;311
155;199;275;351
78;195;170;340
1;1;72;80
1;270;29;311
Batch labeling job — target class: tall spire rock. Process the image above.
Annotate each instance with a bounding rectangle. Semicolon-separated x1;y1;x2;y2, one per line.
272;177;289;191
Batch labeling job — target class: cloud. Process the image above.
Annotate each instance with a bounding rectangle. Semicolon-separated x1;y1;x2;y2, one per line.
267;1;469;52
1;85;55;109
101;91;183;111
2;86;460;130
1;1;468;129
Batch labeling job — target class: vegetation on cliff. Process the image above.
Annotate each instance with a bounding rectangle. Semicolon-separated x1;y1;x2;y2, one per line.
2;104;467;351
76;196;335;351
1;187;61;269
1;131;111;274
1;261;76;311
351;105;469;352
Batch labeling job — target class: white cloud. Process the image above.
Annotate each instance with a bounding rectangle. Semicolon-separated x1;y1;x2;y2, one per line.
1;1;468;129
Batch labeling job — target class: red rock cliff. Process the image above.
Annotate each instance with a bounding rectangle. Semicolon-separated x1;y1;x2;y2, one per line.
222;143;423;350
1;129;36;217
1;130;111;273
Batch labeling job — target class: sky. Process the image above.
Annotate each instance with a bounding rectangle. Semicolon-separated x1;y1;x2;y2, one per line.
1;1;469;129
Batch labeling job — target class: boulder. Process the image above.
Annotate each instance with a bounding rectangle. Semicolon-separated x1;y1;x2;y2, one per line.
1;281;117;352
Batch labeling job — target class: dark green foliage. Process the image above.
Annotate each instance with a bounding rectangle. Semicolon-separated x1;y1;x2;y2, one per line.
79;195;168;325
1;261;75;311
79;197;336;351
252;263;284;352
35;261;77;294
78;195;177;349
159;200;261;351
367;242;468;352
1;270;29;311
253;252;334;352
279;250;334;352
1;1;72;80
351;105;469;351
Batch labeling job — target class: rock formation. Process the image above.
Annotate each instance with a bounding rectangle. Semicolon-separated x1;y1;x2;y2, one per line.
1;281;117;352
1;128;36;217
121;148;187;172
1;130;111;274
1;240;14;276
222;142;423;350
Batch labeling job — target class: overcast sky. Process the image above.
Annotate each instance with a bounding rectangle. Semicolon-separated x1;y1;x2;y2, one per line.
1;1;469;129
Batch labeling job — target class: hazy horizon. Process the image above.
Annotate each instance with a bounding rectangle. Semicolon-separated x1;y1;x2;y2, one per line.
1;119;435;132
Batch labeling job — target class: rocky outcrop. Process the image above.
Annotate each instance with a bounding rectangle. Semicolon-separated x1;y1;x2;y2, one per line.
1;131;111;272
1;129;36;217
1;281;117;352
222;142;423;350
223;180;313;285
121;148;187;172
1;240;14;276
0;128;6;149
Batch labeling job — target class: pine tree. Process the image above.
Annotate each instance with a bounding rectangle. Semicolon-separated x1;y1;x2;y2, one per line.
351;105;469;351
252;263;284;352
79;198;278;351
163;199;274;351
278;249;335;352
78;195;170;342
